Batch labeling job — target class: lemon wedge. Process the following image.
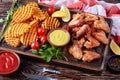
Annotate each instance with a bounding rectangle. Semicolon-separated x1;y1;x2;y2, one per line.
110;40;120;55
60;5;71;22
52;11;66;18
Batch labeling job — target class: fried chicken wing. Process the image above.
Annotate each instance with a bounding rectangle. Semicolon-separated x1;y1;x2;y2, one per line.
69;38;85;60
82;50;101;62
93;16;110;33
84;13;98;22
69;13;85;27
78;37;86;48
84;34;100;49
92;30;109;44
72;24;89;39
69;44;83;60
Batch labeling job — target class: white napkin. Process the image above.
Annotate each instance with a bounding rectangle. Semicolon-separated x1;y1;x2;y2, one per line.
84;5;107;17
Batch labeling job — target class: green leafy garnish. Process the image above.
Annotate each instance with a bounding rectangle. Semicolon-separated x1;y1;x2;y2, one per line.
32;44;64;62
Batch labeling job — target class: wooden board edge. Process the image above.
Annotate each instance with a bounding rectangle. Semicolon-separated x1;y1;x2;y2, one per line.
100;19;113;71
0;47;103;73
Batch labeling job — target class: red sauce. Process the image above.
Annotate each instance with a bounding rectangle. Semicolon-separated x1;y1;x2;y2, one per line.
0;52;19;73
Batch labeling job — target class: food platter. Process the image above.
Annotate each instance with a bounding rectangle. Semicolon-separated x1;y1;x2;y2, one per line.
0;1;112;73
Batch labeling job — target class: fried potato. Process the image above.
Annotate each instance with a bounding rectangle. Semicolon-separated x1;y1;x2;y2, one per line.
41;17;60;30
20;25;38;46
32;8;46;21
20;20;39;46
5;30;20;47
26;2;39;8
43;11;49;18
29;19;39;26
5;37;20;47
9;23;30;37
12;6;34;23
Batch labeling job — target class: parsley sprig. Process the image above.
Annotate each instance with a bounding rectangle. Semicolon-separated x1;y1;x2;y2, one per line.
32;44;64;62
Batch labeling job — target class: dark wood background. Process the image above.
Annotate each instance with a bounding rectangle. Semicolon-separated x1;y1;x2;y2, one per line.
0;0;120;80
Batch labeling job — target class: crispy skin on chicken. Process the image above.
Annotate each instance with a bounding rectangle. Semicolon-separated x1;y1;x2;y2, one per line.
69;43;83;60
82;50;101;62
76;24;89;38
92;30;109;45
72;24;89;39
78;37;86;48
84;13;98;22
68;12;109;62
93;16;110;33
84;34;100;49
69;13;85;27
69;38;85;60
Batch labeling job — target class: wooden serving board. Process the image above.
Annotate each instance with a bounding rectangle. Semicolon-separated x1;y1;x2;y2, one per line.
0;1;112;73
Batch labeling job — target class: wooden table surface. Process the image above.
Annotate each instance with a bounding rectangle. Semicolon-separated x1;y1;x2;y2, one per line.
0;0;120;80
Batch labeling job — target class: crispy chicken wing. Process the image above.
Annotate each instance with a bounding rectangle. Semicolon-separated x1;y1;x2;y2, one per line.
82;50;101;62
78;37;86;48
69;38;85;60
72;24;89;39
69;43;83;60
84;13;98;22
92;30;109;44
93;16;110;33
69;13;85;27
84;34;100;49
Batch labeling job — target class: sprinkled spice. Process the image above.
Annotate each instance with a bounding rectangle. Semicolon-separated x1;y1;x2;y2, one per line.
108;56;120;72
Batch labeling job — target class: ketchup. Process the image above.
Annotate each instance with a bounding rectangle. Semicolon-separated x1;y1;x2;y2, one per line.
0;52;19;73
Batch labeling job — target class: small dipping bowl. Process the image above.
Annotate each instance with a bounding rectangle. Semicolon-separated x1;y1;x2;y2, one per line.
0;50;20;75
107;55;120;73
47;29;70;47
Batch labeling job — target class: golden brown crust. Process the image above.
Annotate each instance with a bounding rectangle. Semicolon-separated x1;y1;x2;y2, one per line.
20;20;38;46
4;29;20;47
41;17;60;30
12;6;34;23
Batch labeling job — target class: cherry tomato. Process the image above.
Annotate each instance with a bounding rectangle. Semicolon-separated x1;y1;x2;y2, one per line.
65;26;70;31
37;27;46;36
40;36;47;43
31;41;40;50
63;25;70;32
48;6;55;15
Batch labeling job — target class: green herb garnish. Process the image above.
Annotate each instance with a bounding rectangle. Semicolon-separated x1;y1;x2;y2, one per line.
32;44;64;62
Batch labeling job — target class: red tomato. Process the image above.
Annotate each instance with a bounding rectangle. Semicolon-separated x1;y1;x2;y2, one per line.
48;6;55;15
37;27;46;36
63;25;70;32
65;26;70;31
31;41;40;50
40;36;47;43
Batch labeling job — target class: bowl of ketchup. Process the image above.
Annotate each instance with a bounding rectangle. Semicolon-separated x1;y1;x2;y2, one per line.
0;50;20;75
